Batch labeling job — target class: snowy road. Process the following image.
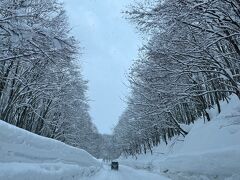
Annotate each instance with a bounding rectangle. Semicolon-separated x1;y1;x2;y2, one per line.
0;120;170;180
85;165;170;180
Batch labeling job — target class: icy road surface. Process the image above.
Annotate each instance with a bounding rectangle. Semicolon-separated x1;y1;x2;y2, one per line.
85;165;170;180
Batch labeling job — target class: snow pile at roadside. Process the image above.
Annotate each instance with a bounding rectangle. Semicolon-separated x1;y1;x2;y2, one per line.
0;120;102;180
119;95;240;179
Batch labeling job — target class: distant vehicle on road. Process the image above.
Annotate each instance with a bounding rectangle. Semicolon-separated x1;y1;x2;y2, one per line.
111;161;119;170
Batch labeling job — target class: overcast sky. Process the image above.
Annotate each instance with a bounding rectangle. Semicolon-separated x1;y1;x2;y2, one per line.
62;0;141;134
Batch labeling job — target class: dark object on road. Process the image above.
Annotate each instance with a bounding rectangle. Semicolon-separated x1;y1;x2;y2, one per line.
163;169;169;173
111;161;119;170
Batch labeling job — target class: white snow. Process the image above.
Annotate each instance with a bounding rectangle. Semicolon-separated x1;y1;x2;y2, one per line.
85;164;170;180
119;95;240;179
0;162;99;180
0;120;169;180
0;120;101;180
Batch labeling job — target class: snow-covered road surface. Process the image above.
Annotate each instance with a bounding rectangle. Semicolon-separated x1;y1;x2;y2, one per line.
85;165;170;180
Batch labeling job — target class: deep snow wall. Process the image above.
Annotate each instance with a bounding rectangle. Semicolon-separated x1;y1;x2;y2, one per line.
119;95;240;179
0;120;102;180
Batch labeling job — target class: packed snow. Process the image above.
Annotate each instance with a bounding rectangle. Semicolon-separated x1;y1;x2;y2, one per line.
85;164;170;180
0;120;101;180
119;95;240;179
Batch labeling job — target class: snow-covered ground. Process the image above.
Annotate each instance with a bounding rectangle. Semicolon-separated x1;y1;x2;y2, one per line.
0;120;101;180
0;120;169;180
85;164;170;180
119;95;240;180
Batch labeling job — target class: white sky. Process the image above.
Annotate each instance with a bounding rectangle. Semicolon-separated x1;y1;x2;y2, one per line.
62;0;141;134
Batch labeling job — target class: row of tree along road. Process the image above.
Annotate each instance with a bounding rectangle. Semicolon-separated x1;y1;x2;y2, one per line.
0;0;120;159
113;0;240;156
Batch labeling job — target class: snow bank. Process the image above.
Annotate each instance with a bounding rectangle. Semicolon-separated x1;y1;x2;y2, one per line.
0;120;101;180
119;95;240;179
0;162;99;180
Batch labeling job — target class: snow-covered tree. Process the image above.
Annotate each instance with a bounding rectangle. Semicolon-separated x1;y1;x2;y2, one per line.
114;0;240;156
0;0;102;158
